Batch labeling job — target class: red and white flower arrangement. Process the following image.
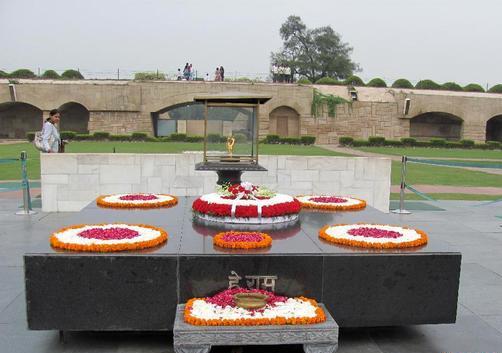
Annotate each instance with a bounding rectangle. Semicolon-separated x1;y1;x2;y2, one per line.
96;193;178;209
296;195;366;211
184;288;326;326
193;182;300;224
50;223;168;252
213;231;272;249
319;223;428;249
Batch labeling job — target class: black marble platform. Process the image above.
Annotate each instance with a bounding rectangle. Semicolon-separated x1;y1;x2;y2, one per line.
24;197;461;331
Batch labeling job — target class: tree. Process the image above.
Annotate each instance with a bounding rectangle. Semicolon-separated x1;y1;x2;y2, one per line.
271;16;358;82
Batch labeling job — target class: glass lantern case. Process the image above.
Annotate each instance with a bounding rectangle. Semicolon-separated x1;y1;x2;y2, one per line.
193;94;271;184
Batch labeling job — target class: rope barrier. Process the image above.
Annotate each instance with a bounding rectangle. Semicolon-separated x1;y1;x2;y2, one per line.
407;157;502;169
0;158;19;164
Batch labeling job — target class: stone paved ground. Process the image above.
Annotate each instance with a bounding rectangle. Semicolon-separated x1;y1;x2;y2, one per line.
1;198;502;352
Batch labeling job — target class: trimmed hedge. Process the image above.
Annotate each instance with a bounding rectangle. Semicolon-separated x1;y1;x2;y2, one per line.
134;71;166;80
391;79;414;89
75;134;92;141
234;133;248;143
463;83;485;92
441;82;463;91
429;138;446;146
41;70;60;79
486;141;501;149
367;78;387;88
297;77;312;84
368;136;386;146
315;77;342;85
109;135;131;141
400;137;416;146
460;139;475;147
415;79;441;90
207;133;222;143
61;69;84;80
9;69;36;79
344;75;365;86
131;132;148;141
300;136;316;145
169;133;186;141
488;84;502;94
338;136;354;146
26;132;36;142
93;132;110;140
263;135;280;144
185;135;204;143
60;131;77;140
279;137;301;145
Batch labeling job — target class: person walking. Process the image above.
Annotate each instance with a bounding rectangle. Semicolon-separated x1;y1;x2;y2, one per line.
41;109;61;153
219;66;225;81
183;63;190;80
176;68;182;80
214;67;221;81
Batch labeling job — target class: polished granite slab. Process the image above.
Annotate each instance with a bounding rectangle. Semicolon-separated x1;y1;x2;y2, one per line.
24;197;461;330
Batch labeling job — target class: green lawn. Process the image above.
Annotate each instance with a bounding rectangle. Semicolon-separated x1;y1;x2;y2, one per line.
390;193;502;201
391;161;502;187
357;146;502;159
0;142;348;180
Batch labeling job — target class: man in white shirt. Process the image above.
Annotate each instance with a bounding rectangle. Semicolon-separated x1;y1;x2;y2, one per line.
41;109;61;153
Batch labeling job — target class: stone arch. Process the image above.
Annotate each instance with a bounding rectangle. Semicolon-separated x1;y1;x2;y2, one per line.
0;102;43;139
58;102;89;133
486;115;502;142
152;102;204;137
410;112;463;140
268;106;300;137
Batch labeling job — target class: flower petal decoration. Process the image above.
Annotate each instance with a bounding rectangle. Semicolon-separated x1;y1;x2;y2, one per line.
213;231;272;249
184;288;326;326
297;195;366;211
50;223;168;252
319;223;428;249
96;193;178;209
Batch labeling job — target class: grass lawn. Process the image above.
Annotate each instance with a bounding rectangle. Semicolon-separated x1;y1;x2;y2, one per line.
390;161;502;187
357;146;502;159
390;193;502;201
0;142;349;180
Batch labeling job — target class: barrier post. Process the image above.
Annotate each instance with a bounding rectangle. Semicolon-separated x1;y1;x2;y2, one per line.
392;155;411;214
16;151;37;215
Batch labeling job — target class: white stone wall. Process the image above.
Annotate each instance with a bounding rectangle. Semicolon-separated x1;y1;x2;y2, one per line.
41;153;391;212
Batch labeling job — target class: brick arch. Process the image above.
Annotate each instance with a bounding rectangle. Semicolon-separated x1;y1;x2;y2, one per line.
58;101;89;133
486;115;502;142
410;112;463;140
268;106;300;137
0;101;43;138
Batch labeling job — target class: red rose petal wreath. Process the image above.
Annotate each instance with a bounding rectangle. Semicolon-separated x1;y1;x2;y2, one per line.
96;193;178;209
213;231;272;249
319;223;428;249
296;195;366;211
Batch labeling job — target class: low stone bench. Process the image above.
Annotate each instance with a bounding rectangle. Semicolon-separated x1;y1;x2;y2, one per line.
173;303;338;353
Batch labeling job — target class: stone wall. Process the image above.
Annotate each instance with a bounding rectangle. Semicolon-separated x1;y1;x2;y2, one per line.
40;153;391;212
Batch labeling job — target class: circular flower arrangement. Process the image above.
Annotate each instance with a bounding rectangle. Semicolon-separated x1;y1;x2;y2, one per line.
96;193;178;209
50;223;168;252
296;195;366;211
213;231;272;249
184;288;326;326
319;224;428;249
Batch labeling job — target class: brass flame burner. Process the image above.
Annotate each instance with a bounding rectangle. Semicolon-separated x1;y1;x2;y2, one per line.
233;293;268;310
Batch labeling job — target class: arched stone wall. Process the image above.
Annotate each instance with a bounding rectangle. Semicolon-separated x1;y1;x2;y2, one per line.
0;102;42;138
269;106;300;137
486;115;502;142
58;102;89;133
410;112;463;140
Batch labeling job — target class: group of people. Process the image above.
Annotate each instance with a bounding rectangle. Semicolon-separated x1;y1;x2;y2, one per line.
271;63;293;83
176;63;225;82
213;66;225;81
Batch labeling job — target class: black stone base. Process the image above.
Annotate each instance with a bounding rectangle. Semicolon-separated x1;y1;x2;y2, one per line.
24;197;461;331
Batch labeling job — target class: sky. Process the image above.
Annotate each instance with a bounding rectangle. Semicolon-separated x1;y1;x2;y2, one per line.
1;0;501;86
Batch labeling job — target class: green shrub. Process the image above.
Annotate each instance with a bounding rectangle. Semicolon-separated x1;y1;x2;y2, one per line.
445;141;461;148
367;78;387;88
145;136;159;142
463;83;485;92
169;133;186;141
9;69;36;79
131;132;148;141
414;140;431;147
488;84;502;94
344;75;365;86
0;70;8;78
430;138;446;146
41;70;60;79
26;132;35;142
158;137;171;142
352;139;370;147
93;131;110;140
61;69;84;80
60;131;76;140
75;134;92;141
400;137;417;146
415;79;441;90
185;135;204;143
109;135;131;141
460;139;475;147
233;133;248;143
391;78;414;89
134;71;166;80
300;136;316;145
368;136;386;146
338;136;354;146
280;137;301;144
486;141;501;149
297;77;312;84
441;82;463;91
315;77;341;85
206;133;221;143
385;140;403;146
264;134;280;144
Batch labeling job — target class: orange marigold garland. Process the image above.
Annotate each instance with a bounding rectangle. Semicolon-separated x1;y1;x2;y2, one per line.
184;288;326;326
213;231;272;249
96;193;178;209
319;223;428;249
50;223;168;252
296;195;366;211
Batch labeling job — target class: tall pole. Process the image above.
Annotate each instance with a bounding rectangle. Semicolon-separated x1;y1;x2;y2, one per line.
16;151;36;215
391;155;411;214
